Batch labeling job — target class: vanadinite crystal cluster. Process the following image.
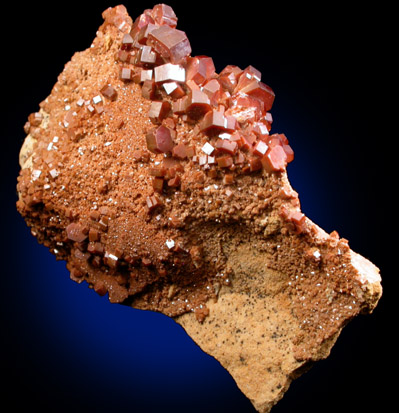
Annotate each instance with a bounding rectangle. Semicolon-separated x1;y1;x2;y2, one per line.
17;3;291;315
113;4;293;191
17;5;381;411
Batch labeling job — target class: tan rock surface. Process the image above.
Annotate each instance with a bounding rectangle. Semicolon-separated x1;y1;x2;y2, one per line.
175;223;381;412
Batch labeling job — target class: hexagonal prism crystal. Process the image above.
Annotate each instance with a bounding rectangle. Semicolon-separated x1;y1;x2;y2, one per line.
261;145;287;172
217;155;234;168
172;95;189;114
186;55;216;85
154;63;185;83
185;90;212;120
141;79;156;100
146;125;175;153
237;79;275;112
235;65;262;91
218;65;243;93
202;78;222;99
137;23;159;45
152;4;177;28
252;121;270;138
200;109;228;134
136;45;157;66
130;10;155;39
148;100;172;124
147;25;191;64
121;33;134;50
163;81;185;99
215;138;238;155
100;84;118;101
119;67;133;81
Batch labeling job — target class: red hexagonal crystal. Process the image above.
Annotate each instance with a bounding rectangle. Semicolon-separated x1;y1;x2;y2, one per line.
162;81;185;99
209;89;230;109
224;115;238;132
152;4;178;28
235;65;262;92
290;210;305;228
152;176;164;193
28;112;43;127
202;78;222;99
185;90;212;120
141;79;156;100
267;133;293;163
217;155;234;168
283;144;294;163
252;121;270;138
199;109;226;134
215;138;238;155
261;145;287;172
248;156;262;172
102;4;132;33
136;45;157;66
119;67;133;81
186;55;216;85
154;62;185;83
280;207;306;233
240;132;257;151
226;94;264;124
272;133;289;145
218;65;243;93
137;23;159;45
140;69;153;82
130;9;155;39
148;100;172;124
199;109;237;135
146;194;163;211
237;79;275;112
172;95;189;114
66;223;88;243
121;33;134;50
146;125;175;153
100;84;118;101
235;151;246;164
167;174;181;187
147;25;191;64
253;140;268;157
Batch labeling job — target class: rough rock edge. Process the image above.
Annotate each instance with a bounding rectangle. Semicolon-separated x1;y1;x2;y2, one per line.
174;214;381;413
19;130;381;413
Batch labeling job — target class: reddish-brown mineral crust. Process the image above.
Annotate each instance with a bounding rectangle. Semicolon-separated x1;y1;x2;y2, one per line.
16;4;381;413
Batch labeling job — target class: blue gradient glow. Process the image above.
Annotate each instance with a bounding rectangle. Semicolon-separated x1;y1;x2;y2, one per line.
9;214;252;412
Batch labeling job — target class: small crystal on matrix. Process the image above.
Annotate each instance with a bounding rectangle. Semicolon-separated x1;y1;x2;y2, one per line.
146;125;175;154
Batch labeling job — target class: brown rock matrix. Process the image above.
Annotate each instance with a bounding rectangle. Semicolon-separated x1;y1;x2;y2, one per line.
16;4;382;412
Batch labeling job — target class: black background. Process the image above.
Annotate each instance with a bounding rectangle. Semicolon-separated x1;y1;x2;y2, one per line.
1;1;392;412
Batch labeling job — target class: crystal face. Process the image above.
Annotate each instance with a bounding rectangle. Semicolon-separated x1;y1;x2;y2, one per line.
148;100;172;123
186;90;212;120
100;84;118;101
148;25;191;64
154;63;185;83
146;125;175;153
261;145;287;172
186;55;216;85
66;223;88;243
152;4;177;28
